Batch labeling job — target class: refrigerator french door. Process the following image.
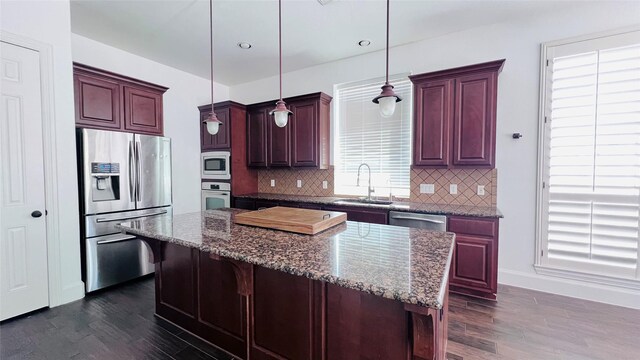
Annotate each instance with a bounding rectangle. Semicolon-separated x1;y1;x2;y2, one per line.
78;129;172;292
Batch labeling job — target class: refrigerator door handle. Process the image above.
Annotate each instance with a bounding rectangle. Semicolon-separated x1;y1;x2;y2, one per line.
135;141;141;202
95;209;168;223
128;140;135;201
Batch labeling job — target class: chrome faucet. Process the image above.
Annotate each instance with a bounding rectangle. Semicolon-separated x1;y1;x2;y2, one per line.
356;163;374;200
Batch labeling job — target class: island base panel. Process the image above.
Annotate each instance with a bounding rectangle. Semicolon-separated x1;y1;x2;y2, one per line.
144;238;448;360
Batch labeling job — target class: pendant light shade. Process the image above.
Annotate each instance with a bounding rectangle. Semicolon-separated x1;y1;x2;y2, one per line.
372;0;402;117
203;0;222;135
271;0;292;127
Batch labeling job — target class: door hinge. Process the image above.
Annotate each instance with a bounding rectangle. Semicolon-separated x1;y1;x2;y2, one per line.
546;59;550;66
542;182;546;189
544;116;548;124
541;250;544;257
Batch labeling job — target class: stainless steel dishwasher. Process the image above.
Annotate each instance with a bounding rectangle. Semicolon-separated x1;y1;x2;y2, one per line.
388;211;447;231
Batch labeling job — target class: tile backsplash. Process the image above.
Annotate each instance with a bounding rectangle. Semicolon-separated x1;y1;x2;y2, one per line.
410;168;497;207
258;166;335;197
257;166;497;207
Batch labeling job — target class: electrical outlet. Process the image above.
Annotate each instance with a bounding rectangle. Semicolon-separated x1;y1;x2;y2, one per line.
449;184;458;195
420;184;435;194
477;185;485;196
270;179;275;187
297;179;302;188
322;180;328;189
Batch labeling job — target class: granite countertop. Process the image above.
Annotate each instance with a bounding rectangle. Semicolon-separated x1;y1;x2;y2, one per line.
116;209;455;309
235;193;503;218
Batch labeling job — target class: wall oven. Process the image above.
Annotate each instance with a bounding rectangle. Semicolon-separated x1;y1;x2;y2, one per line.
201;151;230;180
202;181;231;210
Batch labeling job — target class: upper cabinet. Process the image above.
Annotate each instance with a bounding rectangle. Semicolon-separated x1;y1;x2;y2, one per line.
410;60;504;168
247;92;332;169
73;63;167;135
199;101;239;151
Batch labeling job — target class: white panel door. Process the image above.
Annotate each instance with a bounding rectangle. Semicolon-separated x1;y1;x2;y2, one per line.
0;42;49;320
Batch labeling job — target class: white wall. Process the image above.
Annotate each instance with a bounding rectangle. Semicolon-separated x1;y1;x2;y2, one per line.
71;34;230;215
1;0;85;305
230;1;640;308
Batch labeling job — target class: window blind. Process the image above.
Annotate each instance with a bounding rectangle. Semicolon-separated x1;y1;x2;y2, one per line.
334;75;412;198
541;33;640;280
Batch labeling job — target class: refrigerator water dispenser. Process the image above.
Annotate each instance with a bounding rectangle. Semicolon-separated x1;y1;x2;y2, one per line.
90;162;120;202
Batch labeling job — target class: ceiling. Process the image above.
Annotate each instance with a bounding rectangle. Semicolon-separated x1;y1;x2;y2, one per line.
70;0;581;86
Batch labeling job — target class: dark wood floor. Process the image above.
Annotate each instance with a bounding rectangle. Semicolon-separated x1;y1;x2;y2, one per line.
1;278;639;359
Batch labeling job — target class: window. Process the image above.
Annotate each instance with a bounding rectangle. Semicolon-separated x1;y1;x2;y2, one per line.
538;30;640;283
334;75;412;198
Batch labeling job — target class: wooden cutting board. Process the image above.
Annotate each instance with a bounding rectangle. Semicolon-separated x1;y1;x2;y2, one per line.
234;206;347;235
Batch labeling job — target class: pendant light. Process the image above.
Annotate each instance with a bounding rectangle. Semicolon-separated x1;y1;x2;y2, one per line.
269;0;292;127
372;0;401;118
203;0;222;135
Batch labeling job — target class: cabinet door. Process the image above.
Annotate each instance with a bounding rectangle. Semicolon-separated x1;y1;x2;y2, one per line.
323;206;388;225
123;85;163;135
413;79;453;167
450;234;494;290
247;108;268;167
290;100;318;167
201;107;231;150
267;112;291;167
74;73;121;130
452;72;496;167
255;200;278;210
156;243;198;327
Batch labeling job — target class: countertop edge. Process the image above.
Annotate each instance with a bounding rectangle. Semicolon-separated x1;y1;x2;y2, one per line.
117;225;452;310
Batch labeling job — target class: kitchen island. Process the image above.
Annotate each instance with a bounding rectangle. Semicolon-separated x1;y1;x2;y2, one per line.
117;209;455;360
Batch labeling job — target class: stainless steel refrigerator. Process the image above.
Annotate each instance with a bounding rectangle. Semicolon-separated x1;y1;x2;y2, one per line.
77;128;172;292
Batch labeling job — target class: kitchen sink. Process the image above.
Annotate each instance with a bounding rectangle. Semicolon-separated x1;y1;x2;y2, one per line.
333;198;394;206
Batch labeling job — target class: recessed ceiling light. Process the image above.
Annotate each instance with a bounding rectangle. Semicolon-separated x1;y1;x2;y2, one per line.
237;42;252;49
358;40;371;47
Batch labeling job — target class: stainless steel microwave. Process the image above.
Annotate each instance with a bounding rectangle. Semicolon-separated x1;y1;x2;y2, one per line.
201;151;230;180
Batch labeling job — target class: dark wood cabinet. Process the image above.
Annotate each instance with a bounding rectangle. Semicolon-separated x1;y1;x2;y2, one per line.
323;205;388;225
247;106;269;167
155;243;198;330
200;104;231;151
74;73;122;130
123;85;163;134
453;72;497;167
448;216;499;300
410;60;504;169
255;200;279;210
233;198;256;210
413;79;453;167
267;113;291;167
73;63;167;135
246;92;331;169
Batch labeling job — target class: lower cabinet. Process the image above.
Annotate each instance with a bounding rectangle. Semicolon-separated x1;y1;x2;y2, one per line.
447;216;499;300
233;198;256;210
323;205;388;224
155;243;248;359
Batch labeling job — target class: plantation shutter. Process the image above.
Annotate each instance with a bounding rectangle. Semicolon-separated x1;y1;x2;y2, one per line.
541;31;640;280
334;75;412;197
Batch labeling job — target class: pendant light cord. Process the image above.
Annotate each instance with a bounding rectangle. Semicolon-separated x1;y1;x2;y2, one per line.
279;0;283;101
209;0;215;112
385;0;390;85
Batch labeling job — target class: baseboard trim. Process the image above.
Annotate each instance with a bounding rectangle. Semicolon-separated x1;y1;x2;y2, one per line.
498;269;640;309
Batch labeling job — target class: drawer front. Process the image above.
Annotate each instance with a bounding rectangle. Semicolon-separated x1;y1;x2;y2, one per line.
233;198;256;210
448;216;497;237
323;206;388;225
255;200;279;210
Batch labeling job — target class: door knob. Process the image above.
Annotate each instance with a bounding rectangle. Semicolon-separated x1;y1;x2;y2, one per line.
31;210;42;218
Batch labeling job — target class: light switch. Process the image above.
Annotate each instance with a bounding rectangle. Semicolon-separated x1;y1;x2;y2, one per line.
322;180;328;189
449;184;458;195
477;185;485;196
420;184;435;194
270;179;275;187
297;179;302;188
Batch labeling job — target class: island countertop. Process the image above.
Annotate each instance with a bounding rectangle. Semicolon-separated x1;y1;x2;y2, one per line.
116;209;455;309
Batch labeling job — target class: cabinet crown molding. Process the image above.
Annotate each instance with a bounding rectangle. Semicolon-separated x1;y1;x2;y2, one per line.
198;100;247;112
409;59;506;83
73;62;168;93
